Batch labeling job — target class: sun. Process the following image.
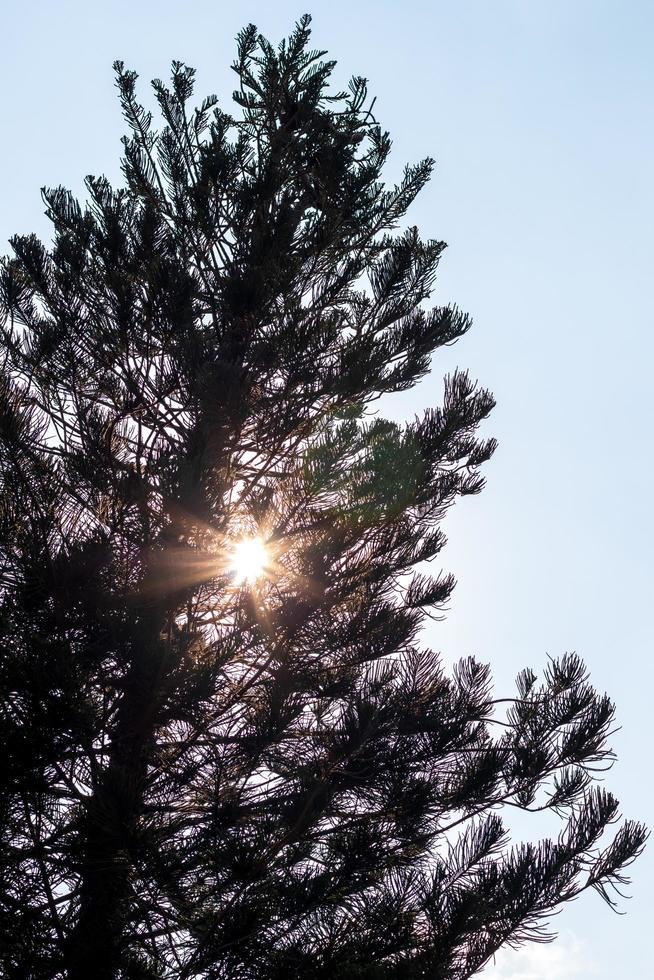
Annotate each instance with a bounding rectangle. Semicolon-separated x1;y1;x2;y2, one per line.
229;536;270;585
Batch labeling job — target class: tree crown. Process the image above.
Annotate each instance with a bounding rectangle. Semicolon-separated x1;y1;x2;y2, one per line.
0;14;646;980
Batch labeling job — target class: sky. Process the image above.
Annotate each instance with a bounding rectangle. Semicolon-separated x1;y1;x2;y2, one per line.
1;1;652;977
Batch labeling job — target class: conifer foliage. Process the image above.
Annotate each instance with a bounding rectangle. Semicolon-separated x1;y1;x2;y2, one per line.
0;15;645;980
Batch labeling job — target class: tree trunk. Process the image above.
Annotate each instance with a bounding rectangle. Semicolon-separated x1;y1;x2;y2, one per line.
67;609;168;979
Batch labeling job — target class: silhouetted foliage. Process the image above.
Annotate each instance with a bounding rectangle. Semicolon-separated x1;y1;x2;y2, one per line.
0;15;646;980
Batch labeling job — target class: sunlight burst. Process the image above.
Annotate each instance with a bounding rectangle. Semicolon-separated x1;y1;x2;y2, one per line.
229;536;269;585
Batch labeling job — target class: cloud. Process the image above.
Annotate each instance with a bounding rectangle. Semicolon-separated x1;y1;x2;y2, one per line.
481;932;594;980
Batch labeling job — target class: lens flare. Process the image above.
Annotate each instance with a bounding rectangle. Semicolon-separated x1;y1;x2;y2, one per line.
229;536;269;585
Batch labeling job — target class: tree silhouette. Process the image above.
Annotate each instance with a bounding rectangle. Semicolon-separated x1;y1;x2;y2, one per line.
0;15;645;980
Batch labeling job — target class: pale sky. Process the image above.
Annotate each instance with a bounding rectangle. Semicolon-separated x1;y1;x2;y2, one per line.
2;2;652;977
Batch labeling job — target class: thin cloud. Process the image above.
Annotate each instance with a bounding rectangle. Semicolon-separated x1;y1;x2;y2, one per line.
482;932;595;980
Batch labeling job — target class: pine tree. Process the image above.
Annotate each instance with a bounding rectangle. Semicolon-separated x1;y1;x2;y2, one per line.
0;15;645;980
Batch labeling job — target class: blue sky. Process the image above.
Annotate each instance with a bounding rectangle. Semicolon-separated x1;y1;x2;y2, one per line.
2;2;652;977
